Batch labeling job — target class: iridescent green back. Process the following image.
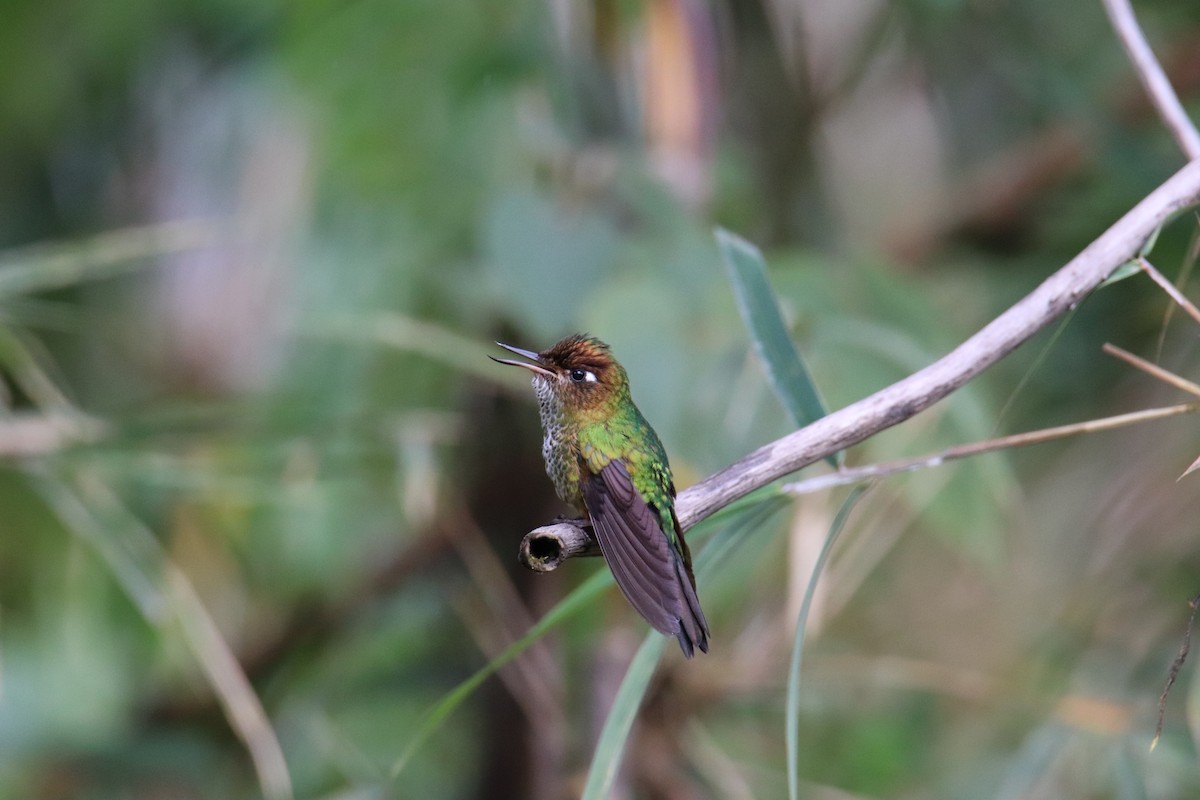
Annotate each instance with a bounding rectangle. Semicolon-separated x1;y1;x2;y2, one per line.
577;400;679;546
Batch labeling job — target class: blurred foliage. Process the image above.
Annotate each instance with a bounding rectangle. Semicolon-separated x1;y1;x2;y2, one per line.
2;0;1200;798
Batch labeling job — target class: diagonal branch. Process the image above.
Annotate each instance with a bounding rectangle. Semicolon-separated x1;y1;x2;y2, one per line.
1101;0;1200;161
678;160;1200;528
520;160;1200;562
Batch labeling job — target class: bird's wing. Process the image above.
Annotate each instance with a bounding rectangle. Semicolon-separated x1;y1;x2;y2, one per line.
582;458;709;657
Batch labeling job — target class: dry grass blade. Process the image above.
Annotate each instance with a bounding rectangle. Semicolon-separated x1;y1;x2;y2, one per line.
1152;591;1200;751
1180;453;1200;480
1102;342;1200;398
1140;257;1200;328
1100;342;1200;478
167;566;295;800
782;402;1200;495
47;473;294;800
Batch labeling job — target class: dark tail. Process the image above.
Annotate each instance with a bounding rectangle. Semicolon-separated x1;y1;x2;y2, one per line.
672;551;710;657
671;510;709;658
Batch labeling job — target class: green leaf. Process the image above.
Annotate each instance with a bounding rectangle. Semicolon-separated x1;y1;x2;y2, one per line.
390;494;787;784
581;498;787;798
581;633;667;800
716;228;836;466
786;485;870;800
389;568;611;781
1139;223;1163;259
1100;261;1141;288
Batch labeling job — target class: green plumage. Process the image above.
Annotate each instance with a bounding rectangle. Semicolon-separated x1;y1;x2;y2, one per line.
577;406;678;545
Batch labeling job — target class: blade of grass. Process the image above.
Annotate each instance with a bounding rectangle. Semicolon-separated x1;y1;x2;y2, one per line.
716;228;836;466
990;306;1078;435
32;470;168;621
389;568;610;780
392;494;788;784
1139;256;1200;328
1153;215;1200;360
787;485;870;800
581;633;668;800
1112;743;1149;800
0;219;220;298
0;323;76;412
166;565;294;800
993;725;1070;800
34;469;293;800
582;499;788;800
694;496;790;576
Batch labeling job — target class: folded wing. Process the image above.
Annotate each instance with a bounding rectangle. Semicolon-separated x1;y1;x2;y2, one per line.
582;459;710;657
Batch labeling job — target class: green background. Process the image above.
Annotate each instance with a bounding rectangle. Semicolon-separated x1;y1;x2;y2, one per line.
2;0;1200;797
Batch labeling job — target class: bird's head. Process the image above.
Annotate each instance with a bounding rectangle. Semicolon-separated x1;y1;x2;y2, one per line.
491;334;627;415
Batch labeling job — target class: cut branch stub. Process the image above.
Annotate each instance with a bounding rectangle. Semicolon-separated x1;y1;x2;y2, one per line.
519;520;600;571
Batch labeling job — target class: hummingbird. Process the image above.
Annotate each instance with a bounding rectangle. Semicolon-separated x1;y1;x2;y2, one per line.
491;334;709;657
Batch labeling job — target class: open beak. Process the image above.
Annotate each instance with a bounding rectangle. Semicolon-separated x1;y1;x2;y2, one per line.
490;342;555;378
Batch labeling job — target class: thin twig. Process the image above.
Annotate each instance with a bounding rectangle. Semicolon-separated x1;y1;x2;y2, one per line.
1139;257;1200;327
1101;0;1200;161
1102;343;1200;398
1152;590;1200;751
1153;219;1200;359
779;403;1200;496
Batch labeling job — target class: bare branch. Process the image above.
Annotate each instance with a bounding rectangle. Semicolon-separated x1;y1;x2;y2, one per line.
518;160;1200;572
676;160;1200;529
529;403;1200;570
1102;0;1200;160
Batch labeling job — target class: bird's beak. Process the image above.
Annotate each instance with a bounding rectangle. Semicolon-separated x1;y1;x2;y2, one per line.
490;341;555;377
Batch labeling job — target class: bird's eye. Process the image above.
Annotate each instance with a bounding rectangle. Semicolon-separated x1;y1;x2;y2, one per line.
569;368;598;383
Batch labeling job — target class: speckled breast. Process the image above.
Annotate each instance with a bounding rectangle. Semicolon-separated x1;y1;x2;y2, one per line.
532;377;584;510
